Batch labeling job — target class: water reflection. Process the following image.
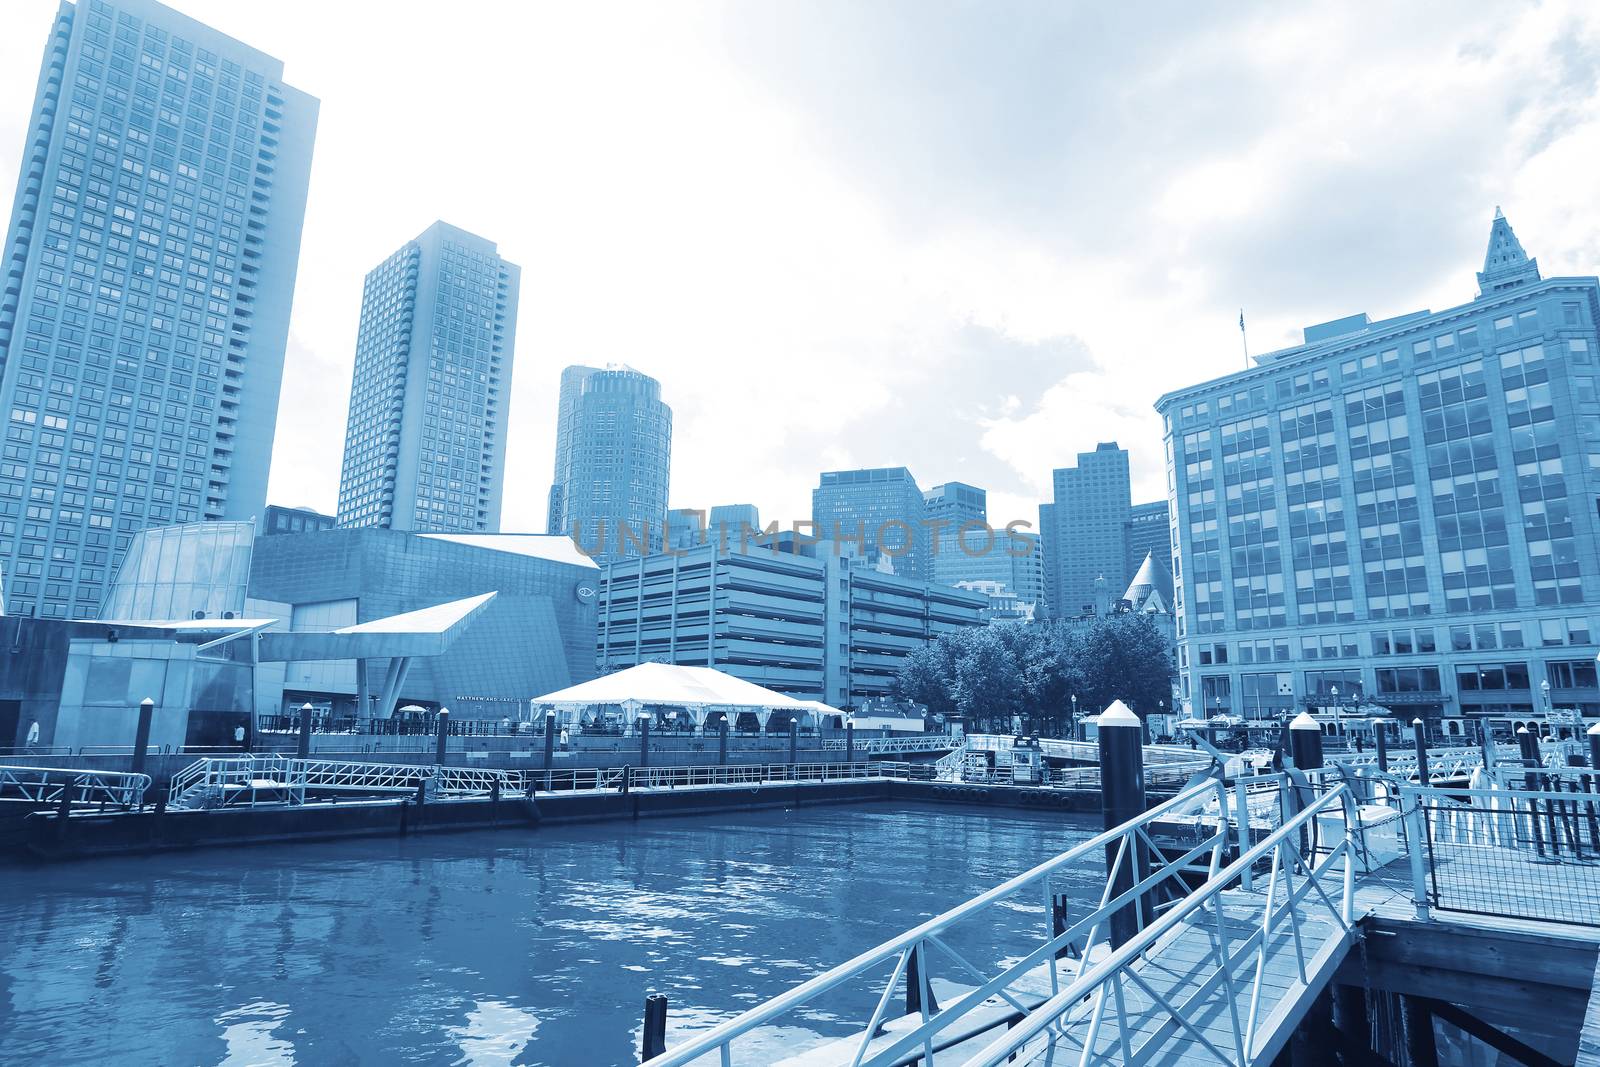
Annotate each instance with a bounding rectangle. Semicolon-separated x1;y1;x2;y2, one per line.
0;804;1096;1066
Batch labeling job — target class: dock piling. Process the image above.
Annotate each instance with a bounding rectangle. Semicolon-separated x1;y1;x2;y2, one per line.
718;720;728;766
131;697;155;781
1289;712;1323;770
543;711;556;771
905;942;938;1015
641;992;668;1060
1516;726;1547;858
435;708;450;765
846;721;855;763
1373;718;1389;774
639;717;650;769
1589;721;1600;770
789;720;798;766
1399;995;1439;1067
1410;719;1429;785
297;702;313;760
1097;700;1147;948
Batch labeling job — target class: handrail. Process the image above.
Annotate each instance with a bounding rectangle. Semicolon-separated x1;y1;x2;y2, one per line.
962;782;1357;1067
0;764;152;809
643;776;1233;1067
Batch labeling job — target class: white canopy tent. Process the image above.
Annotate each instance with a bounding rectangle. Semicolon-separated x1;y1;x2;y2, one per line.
530;662;833;732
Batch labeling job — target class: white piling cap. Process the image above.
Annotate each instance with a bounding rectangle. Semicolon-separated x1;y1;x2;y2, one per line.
1589;722;1600;736
1515;725;1530;734
1289;712;1320;731
1411;717;1424;726
1096;700;1140;728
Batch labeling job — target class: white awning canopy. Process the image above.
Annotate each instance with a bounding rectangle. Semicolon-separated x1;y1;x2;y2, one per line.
531;662;821;728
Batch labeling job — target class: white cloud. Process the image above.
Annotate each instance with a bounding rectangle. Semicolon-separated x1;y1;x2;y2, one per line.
2;0;1599;532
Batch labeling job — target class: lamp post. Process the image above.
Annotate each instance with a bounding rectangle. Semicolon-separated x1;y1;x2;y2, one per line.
1540;678;1552;714
1070;694;1078;738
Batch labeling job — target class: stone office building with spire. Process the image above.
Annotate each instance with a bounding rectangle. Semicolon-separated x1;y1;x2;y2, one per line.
1156;211;1600;732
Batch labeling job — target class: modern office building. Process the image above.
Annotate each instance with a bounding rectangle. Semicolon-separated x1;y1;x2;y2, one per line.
262;503;334;536
813;467;929;580
0;0;317;619
1040;443;1133;619
1157;210;1600;730
665;507;704;551
250;528;599;719
335;221;520;533
545;364;672;563
1126;500;1172;580
923;481;1046;618
709;503;761;546
596;542;986;707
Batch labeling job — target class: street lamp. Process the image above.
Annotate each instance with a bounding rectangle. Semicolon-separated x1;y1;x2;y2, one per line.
1541;678;1552;713
1330;685;1340;714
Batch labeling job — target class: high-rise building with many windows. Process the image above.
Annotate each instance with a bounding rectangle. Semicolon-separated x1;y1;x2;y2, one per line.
813;466;929;580
546;364;672;563
0;0;317;618
1126;500;1172;580
1157;211;1600;730
336;221;519;533
1040;443;1133;619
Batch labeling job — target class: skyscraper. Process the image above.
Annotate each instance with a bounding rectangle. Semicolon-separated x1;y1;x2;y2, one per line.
1126;500;1172;579
1158;210;1600;728
0;0;317;618
336;221;519;532
1041;443;1133;619
547;365;672;563
545;364;597;534
813;467;929;580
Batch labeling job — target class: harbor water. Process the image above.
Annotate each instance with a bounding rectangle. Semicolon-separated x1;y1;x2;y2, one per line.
0;804;1100;1066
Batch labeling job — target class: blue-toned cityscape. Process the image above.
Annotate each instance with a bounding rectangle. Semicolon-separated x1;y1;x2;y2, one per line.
3;2;1600;1066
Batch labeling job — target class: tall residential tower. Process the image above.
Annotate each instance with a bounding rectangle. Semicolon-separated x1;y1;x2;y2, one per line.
547;364;672;563
0;0;317;618
336;222;520;532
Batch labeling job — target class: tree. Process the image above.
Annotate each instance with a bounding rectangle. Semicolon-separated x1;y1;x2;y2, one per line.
894;613;1176;736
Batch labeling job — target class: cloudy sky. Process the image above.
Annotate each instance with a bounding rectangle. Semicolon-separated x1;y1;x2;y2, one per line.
3;1;1599;533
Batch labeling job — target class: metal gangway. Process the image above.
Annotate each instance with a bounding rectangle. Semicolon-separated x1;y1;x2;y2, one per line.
166;754;905;810
645;771;1364;1066
936;735;1211;789
1338;743;1514;785
820;735;961;756
167;754;515;809
0;764;152;810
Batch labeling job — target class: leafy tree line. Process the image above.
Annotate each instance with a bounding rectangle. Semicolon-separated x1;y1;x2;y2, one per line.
894;614;1177;736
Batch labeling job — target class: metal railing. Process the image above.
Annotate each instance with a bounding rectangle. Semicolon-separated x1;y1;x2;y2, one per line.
167;755;517;809
0;764;152;810
820;735;960;755
645;773;1358;1066
965;781;1358;1067
165;756;902;809
1341;745;1509;784
1404;770;1600;928
645;775;1333;1066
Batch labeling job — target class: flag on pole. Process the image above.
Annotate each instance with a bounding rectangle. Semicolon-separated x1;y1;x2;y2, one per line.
1239;309;1245;332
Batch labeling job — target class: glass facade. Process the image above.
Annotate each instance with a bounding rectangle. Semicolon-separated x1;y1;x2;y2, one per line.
813;466;930;581
547;366;673;564
1041;443;1133;618
336;222;520;533
1158;212;1600;724
249;528;599;716
100;518;252;620
0;0;317;620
